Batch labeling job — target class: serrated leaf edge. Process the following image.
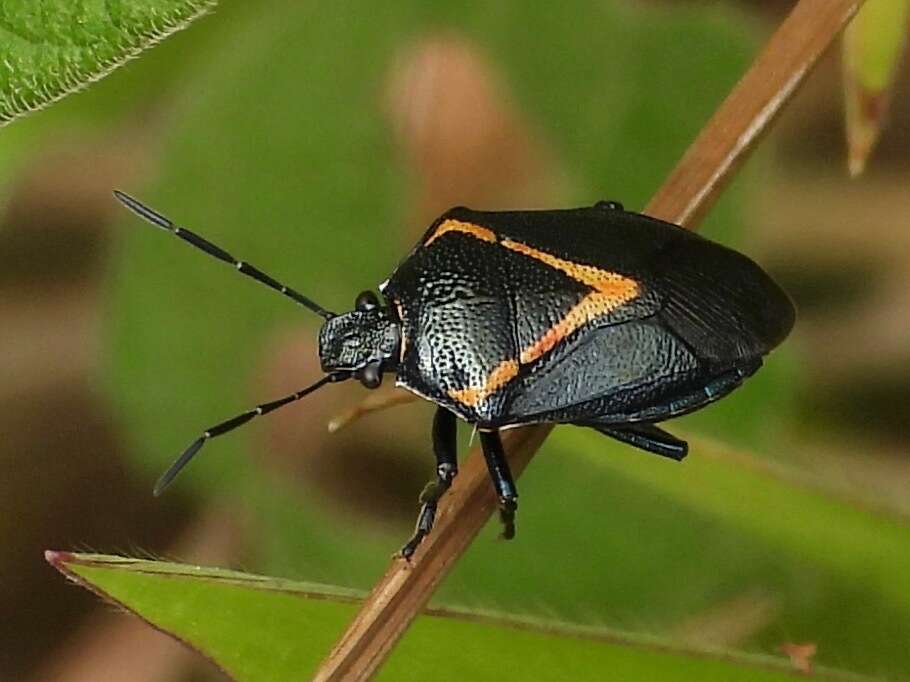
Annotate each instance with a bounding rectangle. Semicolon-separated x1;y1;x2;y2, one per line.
46;550;236;680
0;1;217;127
47;552;879;682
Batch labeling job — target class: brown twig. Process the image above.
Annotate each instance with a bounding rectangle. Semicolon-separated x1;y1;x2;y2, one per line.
313;1;865;679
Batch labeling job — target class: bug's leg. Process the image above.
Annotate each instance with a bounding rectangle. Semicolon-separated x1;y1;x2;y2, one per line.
400;408;458;559
586;422;688;461
479;429;519;540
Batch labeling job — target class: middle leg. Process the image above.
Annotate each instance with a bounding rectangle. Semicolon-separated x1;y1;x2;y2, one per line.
479;429;519;540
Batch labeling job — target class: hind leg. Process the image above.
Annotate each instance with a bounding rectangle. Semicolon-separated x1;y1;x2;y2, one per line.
479;429;519;540
585;422;688;461
573;363;761;461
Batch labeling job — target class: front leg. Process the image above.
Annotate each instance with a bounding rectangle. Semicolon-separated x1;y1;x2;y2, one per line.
400;407;457;559
479;429;519;540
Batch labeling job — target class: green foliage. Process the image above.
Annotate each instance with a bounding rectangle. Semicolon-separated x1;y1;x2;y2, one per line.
843;0;908;174
95;1;910;679
1;0;898;679
0;0;215;126
51;553;852;681
439;429;910;679
845;0;908;91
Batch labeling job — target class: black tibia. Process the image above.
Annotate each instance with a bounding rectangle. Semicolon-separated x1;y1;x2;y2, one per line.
400;408;458;559
587;422;688;461
479;430;519;540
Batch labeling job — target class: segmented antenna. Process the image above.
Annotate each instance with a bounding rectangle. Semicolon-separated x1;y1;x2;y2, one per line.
154;374;342;496
113;190;335;319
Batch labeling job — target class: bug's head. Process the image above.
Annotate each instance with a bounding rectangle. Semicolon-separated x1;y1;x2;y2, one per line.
318;290;400;389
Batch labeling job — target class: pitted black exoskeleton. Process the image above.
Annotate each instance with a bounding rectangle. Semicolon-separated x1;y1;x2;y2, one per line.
115;191;794;558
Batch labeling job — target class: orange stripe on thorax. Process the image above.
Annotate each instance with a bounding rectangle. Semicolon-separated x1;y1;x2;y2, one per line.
425;219;497;247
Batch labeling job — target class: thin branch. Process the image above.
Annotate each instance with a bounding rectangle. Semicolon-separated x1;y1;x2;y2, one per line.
313;1;866;679
645;0;863;225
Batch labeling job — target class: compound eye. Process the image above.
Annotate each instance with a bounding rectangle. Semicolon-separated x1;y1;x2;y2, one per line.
355;290;379;311
359;362;382;389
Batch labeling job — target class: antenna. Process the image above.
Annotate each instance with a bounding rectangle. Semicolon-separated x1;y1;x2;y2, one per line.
154;373;343;496
113;190;335;319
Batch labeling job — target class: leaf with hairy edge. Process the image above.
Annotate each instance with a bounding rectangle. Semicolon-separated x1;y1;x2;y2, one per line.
47;552;866;682
0;0;215;127
843;0;909;175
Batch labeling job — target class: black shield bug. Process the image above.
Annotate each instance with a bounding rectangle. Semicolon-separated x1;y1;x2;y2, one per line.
114;191;794;558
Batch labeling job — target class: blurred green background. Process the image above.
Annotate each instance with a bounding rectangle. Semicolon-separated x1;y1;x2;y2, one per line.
2;0;909;680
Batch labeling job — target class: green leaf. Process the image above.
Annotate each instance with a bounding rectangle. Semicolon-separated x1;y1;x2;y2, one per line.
0;0;215;126
845;0;908;92
48;552;858;681
575;431;910;613
842;0;909;175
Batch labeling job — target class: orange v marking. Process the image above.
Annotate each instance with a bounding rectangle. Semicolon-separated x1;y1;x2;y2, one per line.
426;220;640;407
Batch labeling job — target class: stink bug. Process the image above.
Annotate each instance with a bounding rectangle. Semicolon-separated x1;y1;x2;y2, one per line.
114;192;794;558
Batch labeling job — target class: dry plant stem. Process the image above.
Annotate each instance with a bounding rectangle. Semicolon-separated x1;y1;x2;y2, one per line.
314;1;865;680
314;425;551;681
646;0;863;225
